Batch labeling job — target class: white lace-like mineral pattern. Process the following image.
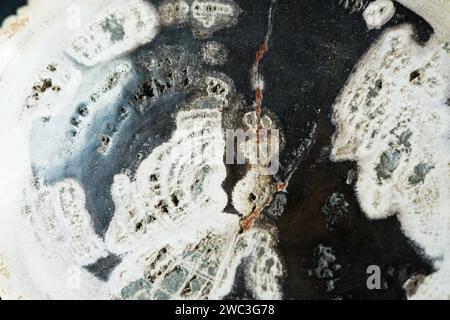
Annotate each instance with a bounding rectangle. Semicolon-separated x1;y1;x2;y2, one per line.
0;0;281;300
331;24;450;299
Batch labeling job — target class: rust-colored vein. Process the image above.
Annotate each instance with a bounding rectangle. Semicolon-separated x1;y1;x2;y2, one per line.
255;42;268;64
276;181;288;192
255;86;263;117
239;0;278;232
252;0;277;141
253;41;269;120
240;207;262;232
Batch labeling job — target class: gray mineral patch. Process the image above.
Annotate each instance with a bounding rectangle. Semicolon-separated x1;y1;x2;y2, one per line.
408;162;434;185
321;192;349;229
376;149;401;180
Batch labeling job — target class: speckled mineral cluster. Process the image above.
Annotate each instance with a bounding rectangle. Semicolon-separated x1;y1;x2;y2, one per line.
0;0;281;300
